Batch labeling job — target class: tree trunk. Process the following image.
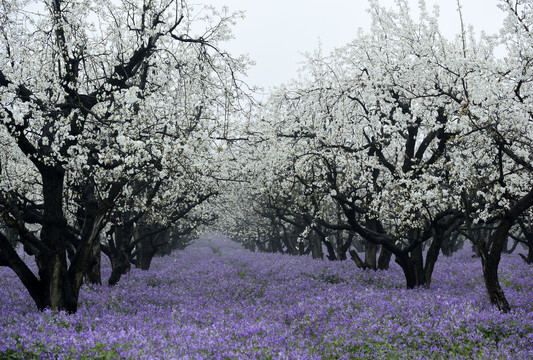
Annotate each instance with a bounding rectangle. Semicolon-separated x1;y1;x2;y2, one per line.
107;224;133;286
364;240;377;270
441;232;461;256
471;243;481;258
1;166;111;312
395;246;426;289
72;184;105;286
0;232;47;309
377;247;392;270
310;233;323;259
297;240;304;255
396;255;418;289
481;253;510;312
424;242;440;288
36;168;78;312
85;240;101;284
337;232;353;261
2;225;18;246
412;244;425;284
519;232;533;264
424;221;452;288
349;249;367;269
137;249;156;270
268;230;283;253
478;231;511;312
136;245;155;270
281;226;299;255
136;228;170;270
480;186;533;312
518;226;533;263
324;239;337;261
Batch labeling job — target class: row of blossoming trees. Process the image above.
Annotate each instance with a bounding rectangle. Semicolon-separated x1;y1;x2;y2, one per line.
0;0;532;315
216;0;533;312
0;0;251;312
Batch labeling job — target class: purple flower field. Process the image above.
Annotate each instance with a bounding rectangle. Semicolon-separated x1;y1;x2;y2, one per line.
1;236;533;359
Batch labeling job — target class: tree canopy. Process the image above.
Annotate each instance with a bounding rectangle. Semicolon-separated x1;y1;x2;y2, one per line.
1;0;532;313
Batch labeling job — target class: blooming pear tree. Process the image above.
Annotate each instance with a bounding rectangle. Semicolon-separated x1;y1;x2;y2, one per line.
0;0;249;312
214;108;342;258
251;1;472;289
103;174;219;285
442;0;533;311
251;0;532;310
203;0;532;313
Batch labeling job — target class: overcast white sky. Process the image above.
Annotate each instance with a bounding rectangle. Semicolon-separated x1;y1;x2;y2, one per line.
196;0;505;93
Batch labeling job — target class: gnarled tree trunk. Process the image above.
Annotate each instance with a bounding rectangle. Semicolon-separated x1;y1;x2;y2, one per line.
35;168;78;312
136;227;171;270
395;246;426;289
377;247;392;270
364;241;378;270
85;240;102;284
479;186;533;312
107;224;134;286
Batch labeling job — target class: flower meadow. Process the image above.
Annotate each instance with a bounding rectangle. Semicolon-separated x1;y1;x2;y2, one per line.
1;236;533;360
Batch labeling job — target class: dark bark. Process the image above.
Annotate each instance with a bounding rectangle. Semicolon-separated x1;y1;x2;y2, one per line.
107;224;133;286
441;232;462;257
85;240;101;284
256;236;268;252
324;239;337;261
1;225;18;246
280;225;300;256
137;251;155;270
424;234;445;288
377;247;392;270
349;245;391;270
1;164;115;311
479;186;533;312
69;183;114;287
313;226;334;260
364;240;377;270
349;249;366;269
267;231;284;253
136;228;170;270
424;216;463;287
310;232;324;260
343;204;464;288
471;243;482;258
480;247;511;312
35;168;78;312
477;229;511;312
336;232;353;261
298;240;306;255
0;232;47;309
503;239;519;254
517;217;533;263
395;245;426;289
0;0;190;312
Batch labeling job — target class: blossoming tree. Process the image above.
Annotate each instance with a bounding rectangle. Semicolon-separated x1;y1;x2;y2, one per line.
0;0;248;312
225;0;532;312
446;0;533;311
246;1;468;289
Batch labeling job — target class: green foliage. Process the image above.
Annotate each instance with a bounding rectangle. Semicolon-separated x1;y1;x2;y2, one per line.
0;342;127;360
307;271;344;284
146;276;162;288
